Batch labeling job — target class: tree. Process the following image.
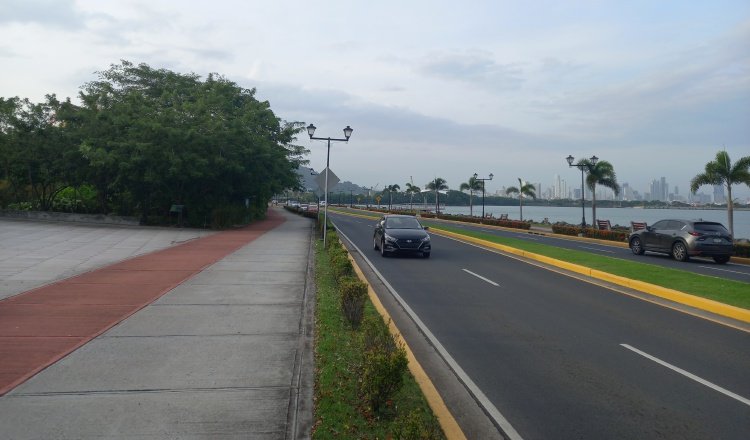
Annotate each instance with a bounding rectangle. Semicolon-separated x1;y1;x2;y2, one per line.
460;176;483;217
690;150;750;237
505;178;536;221
405;182;420;211
384;184;400;210
425;177;448;214
579;158;620;227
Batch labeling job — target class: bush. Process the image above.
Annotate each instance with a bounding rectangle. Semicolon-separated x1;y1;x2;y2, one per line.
329;249;354;280
339;276;368;329
360;318;408;413
734;243;750;258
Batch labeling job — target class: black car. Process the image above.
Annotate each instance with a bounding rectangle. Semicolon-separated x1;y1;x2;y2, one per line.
373;214;431;258
628;219;733;263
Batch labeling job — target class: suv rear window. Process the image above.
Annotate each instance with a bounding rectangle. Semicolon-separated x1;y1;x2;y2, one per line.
694;222;729;234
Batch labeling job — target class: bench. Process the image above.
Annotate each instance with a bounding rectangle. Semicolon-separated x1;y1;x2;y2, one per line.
597;219;611;230
499;213;509;220
630;221;647;232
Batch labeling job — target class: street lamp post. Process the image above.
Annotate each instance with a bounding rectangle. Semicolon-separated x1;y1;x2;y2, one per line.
566;155;598;230
307;124;353;246
473;173;494;220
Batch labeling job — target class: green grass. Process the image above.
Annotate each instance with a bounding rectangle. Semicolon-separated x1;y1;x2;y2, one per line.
313;241;445;439
426;223;750;309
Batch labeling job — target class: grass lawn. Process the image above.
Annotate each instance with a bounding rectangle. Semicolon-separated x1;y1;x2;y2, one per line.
313;240;444;439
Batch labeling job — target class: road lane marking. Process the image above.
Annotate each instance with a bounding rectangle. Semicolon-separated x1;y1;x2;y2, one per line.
620;344;750;407
578;246;615;253
698;266;749;276
462;269;500;286
334;224;523;440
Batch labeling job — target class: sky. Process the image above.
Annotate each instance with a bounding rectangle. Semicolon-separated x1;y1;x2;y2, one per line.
1;0;749;200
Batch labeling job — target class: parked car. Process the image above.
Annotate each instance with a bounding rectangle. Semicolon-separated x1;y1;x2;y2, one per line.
628;219;733;263
373;214;431;258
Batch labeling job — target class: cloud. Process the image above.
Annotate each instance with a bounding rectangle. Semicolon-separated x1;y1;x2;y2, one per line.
0;0;85;29
416;50;524;91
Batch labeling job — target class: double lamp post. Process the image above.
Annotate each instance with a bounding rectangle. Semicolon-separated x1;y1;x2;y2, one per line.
473;172;493;219
307;123;353;247
566;154;597;229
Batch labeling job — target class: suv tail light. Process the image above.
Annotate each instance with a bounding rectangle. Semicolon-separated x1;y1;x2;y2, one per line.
688;231;703;237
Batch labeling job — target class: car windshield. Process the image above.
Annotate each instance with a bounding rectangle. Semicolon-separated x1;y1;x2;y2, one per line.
385;217;422;229
694;223;730;234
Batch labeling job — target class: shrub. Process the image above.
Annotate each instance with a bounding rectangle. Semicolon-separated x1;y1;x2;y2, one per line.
734;243;750;258
329;249;354;280
339;276;368;329
360;318;408;413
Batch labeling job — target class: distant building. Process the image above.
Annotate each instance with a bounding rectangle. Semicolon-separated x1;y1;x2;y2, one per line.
713;185;725;204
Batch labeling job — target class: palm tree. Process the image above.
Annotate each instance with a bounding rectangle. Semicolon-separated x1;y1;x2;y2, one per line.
690;150;750;238
505;178;536;221
579;158;620;228
405;182;421;211
460;176;483;217
384;184;400;210
425;177;448;214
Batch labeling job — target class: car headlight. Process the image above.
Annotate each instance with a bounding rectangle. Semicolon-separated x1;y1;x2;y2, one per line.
384;233;398;243
421;235;430;242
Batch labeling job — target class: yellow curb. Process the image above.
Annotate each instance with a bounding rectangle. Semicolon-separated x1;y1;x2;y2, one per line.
346;249;467;440
431;228;750;324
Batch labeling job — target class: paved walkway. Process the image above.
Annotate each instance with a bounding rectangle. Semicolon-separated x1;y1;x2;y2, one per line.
0;208;315;439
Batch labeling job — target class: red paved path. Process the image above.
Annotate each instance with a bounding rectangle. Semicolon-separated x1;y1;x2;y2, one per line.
0;210;285;396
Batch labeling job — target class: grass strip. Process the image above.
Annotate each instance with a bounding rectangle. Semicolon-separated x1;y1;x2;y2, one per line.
313;240;445;439
426;223;749;309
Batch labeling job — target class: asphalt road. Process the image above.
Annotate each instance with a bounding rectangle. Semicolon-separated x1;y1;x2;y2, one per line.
330;212;750;440
414;216;750;283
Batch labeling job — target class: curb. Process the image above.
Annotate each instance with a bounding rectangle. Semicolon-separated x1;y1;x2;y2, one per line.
432;228;750;324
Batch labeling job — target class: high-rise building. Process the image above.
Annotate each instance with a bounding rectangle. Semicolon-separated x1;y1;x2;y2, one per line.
713;185;725;203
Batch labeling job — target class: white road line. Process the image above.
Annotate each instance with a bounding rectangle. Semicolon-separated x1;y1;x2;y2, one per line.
620;344;750;407
516;235;540;240
578;245;615;253
334;223;523;440
698;265;749;276
462;269;500;286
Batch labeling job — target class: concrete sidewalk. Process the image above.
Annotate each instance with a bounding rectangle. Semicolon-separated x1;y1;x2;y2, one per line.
0;208;315;439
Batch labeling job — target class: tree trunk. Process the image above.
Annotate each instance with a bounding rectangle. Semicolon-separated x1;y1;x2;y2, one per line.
727;184;734;238
592;187;597;228
469;191;474;217
519;196;523;221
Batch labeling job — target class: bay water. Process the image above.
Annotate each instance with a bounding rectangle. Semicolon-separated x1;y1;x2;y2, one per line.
438;205;750;239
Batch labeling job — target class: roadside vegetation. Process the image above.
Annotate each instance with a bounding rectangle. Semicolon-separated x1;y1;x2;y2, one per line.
0;61;307;228
313;223;445;439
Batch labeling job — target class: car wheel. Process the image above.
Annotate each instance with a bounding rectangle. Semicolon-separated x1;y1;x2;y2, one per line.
630;237;645;255
713;255;730;264
373;236;379;251
380;240;388;257
422;252;430;259
672;241;689;262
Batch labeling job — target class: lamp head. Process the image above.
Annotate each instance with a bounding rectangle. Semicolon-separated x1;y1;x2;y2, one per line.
306;124;316;138
566;155;575;166
343;125;353;140
489;173;494;180
473;173;478;179
590;155;599;165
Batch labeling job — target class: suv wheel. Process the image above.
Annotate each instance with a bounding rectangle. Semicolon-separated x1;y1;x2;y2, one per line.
630;237;645;255
672;241;689;262
713;255;730;264
380;240;388;257
373;236;379;251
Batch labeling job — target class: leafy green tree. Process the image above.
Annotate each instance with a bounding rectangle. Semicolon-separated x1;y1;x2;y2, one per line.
505;178;536;221
578;158;620;227
460;176;482;217
425;177;448;214
405;182;420;211
384;184;400;210
690;150;750;237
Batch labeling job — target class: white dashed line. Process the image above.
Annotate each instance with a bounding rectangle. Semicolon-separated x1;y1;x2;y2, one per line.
462;269;500;286
621;344;750;407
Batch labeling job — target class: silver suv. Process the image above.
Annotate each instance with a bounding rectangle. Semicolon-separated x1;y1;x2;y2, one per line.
628;219;733;264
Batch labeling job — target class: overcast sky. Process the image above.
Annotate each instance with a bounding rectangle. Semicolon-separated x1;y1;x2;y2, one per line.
2;0;749;199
